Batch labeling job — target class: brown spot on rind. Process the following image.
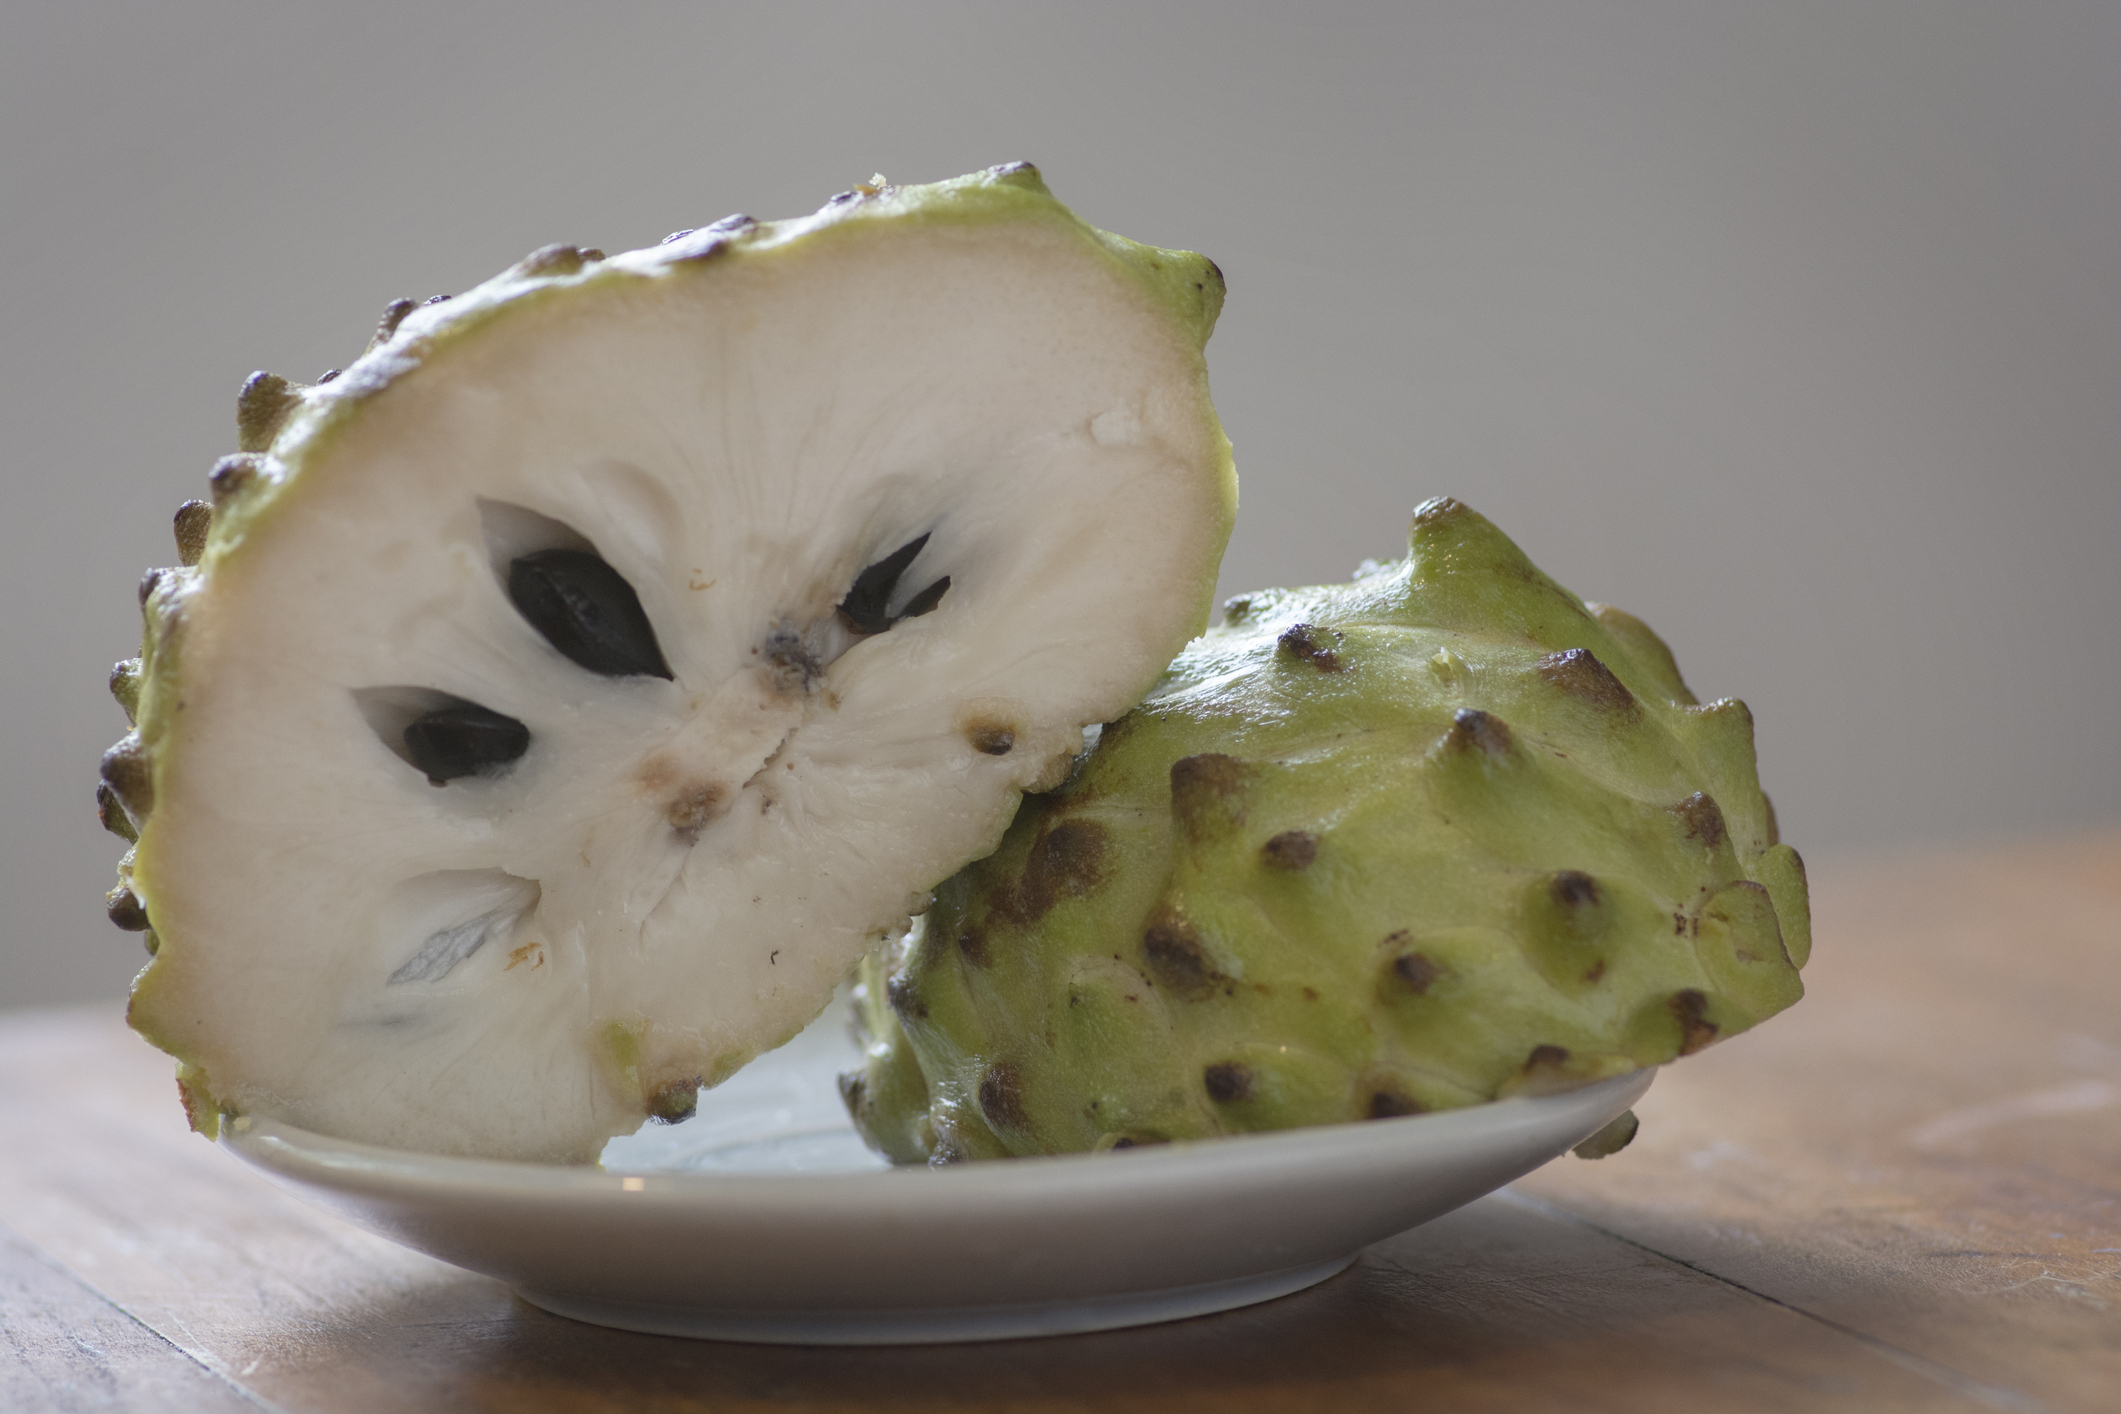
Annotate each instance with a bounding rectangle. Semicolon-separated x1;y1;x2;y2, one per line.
1169;753;1249;840
647;1078;701;1124
1671;989;1720;1054
1277;622;1342;671
96;782;136;842
108;660;142;723
1672;792;1726;850
1537;648;1637;713
1550;871;1600;909
1142;904;1222;999
1391;947;1441;992
1203;1062;1253;1103
1260;830;1318;870
514;244;589;278
105;885;149;931
1445;709;1512;756
99;736;153;829
1368;1089;1424;1119
235;371;297;452
977;1061;1029;1134
173;501;211;566
208;454;262;506
992;820;1109;924
1413;496;1467;527
367;299;417;353
836;1070;868;1122
885;972;927;1021
967;722;1015;755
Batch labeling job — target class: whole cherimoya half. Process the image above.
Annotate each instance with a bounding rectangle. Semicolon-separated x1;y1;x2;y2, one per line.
100;165;1236;1164
847;499;1809;1163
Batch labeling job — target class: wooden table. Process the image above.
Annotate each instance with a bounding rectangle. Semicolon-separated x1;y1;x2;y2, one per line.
4;833;2117;1412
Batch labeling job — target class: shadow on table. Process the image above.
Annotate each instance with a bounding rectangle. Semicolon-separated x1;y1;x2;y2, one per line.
250;1193;1931;1414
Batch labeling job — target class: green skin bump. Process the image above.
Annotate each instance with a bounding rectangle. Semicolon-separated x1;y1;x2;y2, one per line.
847;498;1810;1163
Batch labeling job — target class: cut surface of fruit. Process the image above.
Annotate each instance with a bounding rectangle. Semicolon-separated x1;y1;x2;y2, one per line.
104;165;1235;1163
847;499;1807;1164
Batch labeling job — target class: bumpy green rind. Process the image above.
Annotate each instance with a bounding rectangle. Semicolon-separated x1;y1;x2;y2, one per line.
847;498;1808;1163
103;164;1236;1136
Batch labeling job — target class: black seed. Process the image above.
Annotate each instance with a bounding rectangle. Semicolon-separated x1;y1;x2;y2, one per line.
402;704;531;785
508;548;673;679
1222;596;1252;623
1203;1061;1253;1103
836;1070;868;1119
1368;1089;1423;1119
317;368;341;383
1527;1044;1572;1069
837;533;931;636
1261;830;1318;870
1551;871;1601;908
897;575;950;619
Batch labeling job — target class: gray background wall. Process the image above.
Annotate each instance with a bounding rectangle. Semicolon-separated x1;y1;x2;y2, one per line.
4;1;2116;1012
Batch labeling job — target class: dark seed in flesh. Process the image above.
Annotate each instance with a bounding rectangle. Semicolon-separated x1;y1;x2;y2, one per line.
838;534;933;636
508;548;673;679
1368;1090;1423;1119
403;704;531;785
897;575;950;620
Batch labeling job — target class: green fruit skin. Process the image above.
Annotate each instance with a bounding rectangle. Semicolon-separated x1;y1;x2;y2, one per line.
851;498;1809;1162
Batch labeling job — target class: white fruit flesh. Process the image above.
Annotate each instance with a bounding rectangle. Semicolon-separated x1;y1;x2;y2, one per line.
125;171;1234;1162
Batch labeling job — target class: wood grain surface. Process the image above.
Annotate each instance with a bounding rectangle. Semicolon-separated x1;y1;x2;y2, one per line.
2;832;2115;1413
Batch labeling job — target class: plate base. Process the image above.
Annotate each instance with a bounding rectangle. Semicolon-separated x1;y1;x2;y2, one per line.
516;1253;1356;1345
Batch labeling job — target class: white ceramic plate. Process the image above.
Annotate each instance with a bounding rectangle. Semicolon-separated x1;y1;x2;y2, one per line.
225;999;1652;1345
